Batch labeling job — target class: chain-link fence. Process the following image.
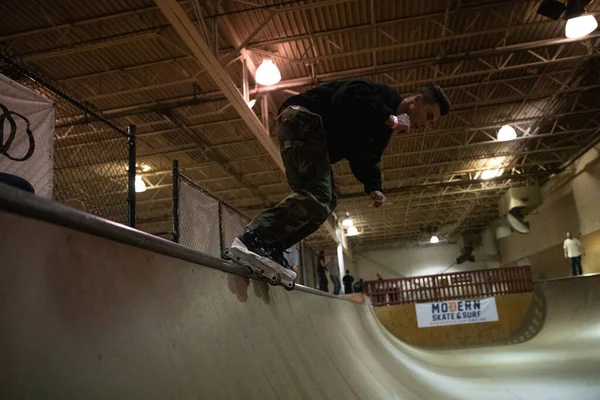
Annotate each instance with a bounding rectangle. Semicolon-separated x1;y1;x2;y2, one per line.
0;50;132;225
178;175;222;257
173;159;250;257
173;161;315;286
220;202;250;251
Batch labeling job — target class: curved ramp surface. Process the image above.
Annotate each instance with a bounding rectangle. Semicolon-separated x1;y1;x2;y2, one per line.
1;190;600;399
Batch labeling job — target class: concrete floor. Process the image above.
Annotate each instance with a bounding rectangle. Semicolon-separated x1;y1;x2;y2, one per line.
1;202;599;399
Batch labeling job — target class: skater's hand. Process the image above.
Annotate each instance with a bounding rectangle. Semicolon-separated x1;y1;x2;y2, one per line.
370;191;386;208
387;113;411;133
395;113;411;133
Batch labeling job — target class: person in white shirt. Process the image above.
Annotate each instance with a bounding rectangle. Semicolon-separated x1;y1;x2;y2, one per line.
563;232;585;276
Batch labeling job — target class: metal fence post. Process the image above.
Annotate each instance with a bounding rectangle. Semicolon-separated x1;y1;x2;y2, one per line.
127;125;136;228
172;160;180;243
218;202;224;256
298;240;305;286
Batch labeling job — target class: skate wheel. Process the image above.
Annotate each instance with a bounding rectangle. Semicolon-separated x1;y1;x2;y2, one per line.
269;274;281;286
284;282;295;291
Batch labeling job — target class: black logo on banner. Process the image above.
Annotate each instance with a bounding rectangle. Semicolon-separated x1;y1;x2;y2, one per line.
0;103;36;162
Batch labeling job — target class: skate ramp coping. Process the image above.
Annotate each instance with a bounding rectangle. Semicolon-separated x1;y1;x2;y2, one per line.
1;184;600;400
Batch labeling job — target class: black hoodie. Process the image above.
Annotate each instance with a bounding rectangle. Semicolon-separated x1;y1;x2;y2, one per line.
280;80;401;193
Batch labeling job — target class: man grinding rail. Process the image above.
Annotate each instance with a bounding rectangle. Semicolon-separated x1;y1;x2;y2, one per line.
229;80;451;282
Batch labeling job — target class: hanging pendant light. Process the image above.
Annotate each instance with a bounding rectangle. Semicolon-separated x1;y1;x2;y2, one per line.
255;60;281;86
565;14;598;39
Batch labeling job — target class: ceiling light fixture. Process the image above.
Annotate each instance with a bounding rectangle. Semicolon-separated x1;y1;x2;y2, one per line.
565;14;598;38
481;169;501;180
537;0;597;38
497;125;517;141
342;213;354;227
135;175;147;193
347;226;360;236
255;60;281;86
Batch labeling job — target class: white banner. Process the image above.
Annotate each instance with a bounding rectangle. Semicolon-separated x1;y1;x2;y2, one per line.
415;298;499;328
0;73;54;198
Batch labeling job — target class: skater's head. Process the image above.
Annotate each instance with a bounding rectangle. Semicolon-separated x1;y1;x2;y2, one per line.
566;232;572;239
398;83;450;130
346;269;350;275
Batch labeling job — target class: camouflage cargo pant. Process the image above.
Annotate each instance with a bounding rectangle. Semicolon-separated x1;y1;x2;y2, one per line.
246;106;337;249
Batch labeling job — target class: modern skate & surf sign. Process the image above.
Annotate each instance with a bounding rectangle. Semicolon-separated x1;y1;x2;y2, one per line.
415;298;498;328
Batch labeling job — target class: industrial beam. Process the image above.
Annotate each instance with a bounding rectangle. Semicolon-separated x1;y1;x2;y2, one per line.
0;0;355;43
154;0;283;171
21;28;161;62
153;0;343;246
162;110;273;206
53;138;577;190
53;46;600;127
296;29;600;64
57;100;599;153
336;171;554;200
0;4;164;42
247;0;540;48
74;62;573;107
53;13;588;85
50;28;600;116
187;165;554;199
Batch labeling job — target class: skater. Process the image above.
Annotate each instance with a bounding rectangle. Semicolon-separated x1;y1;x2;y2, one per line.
229;80;451;287
563;232;584;276
343;270;355;294
328;256;341;295
317;250;329;292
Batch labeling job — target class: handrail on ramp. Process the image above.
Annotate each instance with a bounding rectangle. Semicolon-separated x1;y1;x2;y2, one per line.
0;184;345;301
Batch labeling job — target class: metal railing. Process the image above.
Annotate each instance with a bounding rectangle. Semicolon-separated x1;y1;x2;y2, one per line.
0;183;344;301
365;266;534;306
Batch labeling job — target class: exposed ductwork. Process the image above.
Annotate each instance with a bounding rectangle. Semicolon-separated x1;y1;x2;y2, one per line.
498;186;543;234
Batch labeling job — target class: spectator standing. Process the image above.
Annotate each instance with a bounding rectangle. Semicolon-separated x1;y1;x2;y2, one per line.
564;232;584;276
317;250;329;292
343;270;355;294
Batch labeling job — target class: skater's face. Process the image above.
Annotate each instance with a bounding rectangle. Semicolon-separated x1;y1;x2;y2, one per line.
400;95;441;130
566;232;572;239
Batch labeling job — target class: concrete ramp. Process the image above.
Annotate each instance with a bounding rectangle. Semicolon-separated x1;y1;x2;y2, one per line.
1;186;600;400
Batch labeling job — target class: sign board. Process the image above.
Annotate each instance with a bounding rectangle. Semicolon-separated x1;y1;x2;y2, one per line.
0;73;55;198
415;298;499;328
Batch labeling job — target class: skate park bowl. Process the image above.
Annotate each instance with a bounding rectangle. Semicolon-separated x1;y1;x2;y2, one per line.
1;184;600;400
